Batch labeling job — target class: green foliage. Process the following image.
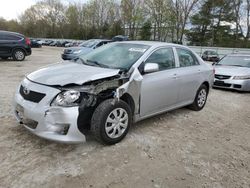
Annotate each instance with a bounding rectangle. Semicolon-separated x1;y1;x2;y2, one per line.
187;0;250;47
140;21;151;40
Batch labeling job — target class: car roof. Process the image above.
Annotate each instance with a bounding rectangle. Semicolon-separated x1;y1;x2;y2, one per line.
0;30;24;37
227;53;250;57
118;40;188;48
86;39;112;42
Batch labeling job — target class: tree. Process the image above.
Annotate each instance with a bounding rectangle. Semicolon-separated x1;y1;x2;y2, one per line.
140;21;152;40
121;0;144;39
187;0;237;47
186;0;213;46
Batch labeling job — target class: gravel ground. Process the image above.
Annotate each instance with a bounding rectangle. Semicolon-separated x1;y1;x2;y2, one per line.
0;47;249;188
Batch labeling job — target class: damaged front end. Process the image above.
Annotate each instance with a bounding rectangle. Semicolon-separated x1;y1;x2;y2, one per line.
55;68;143;134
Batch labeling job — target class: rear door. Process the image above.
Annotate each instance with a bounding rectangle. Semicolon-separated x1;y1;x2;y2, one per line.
0;33;10;55
0;33;22;55
174;47;203;103
140;47;180;116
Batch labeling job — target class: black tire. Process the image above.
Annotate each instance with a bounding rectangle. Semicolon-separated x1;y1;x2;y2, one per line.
91;99;132;145
12;49;26;61
1;57;8;60
189;84;208;111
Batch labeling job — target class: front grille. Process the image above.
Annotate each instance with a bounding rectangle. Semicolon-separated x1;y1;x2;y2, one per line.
64;49;72;54
19;85;46;103
215;74;231;80
214;81;231;87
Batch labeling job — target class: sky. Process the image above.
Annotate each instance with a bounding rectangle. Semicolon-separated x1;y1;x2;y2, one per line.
0;0;37;20
0;0;84;21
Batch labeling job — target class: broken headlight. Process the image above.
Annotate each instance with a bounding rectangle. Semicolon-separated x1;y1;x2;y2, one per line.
51;90;81;107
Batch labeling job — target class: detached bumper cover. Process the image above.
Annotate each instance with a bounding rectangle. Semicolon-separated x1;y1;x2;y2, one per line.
13;78;86;143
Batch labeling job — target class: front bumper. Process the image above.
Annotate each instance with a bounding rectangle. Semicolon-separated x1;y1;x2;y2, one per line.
213;78;250;91
13;78;86;143
61;53;77;60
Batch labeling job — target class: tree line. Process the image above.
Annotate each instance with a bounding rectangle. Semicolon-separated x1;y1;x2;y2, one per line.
1;0;250;48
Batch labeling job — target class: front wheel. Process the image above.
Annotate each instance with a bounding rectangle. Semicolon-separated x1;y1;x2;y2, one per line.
13;49;26;61
189;84;208;111
91;99;132;145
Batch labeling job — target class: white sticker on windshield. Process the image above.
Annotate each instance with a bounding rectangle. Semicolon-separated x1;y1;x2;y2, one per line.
128;48;146;53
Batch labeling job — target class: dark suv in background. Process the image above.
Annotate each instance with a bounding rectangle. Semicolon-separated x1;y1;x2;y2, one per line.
0;30;32;61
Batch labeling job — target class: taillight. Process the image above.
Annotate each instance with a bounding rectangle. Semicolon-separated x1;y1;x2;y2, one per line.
25;38;31;45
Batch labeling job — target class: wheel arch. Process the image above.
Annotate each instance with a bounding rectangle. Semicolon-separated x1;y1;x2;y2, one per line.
12;47;27;55
120;93;135;115
202;81;210;93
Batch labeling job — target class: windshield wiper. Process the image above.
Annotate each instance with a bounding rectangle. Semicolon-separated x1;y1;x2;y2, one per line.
86;59;109;68
230;65;244;67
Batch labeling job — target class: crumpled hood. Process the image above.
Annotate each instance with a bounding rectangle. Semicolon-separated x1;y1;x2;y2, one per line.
215;65;250;76
27;62;120;86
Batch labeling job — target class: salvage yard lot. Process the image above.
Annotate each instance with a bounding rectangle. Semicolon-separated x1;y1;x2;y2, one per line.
0;47;250;188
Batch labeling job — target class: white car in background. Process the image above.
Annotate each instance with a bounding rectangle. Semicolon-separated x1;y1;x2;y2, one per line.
213;54;250;91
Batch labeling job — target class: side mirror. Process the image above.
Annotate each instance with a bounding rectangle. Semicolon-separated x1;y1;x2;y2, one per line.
144;63;159;73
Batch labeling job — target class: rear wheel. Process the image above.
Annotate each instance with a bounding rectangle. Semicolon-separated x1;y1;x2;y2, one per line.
13;49;25;61
91;99;132;145
189;84;208;111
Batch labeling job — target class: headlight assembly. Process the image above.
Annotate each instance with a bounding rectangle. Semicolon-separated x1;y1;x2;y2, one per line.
51;90;81;107
233;75;250;80
73;50;82;54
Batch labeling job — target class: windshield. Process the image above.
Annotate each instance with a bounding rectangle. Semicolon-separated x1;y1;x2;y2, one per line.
79;40;99;48
207;51;217;55
78;43;150;70
217;56;250;67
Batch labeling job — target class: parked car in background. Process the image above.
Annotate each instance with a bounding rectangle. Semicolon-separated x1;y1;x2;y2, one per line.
14;41;214;144
112;35;129;41
37;40;46;45
213;54;250;91
202;50;220;62
56;40;70;47
61;39;112;60
44;40;53;46
0;30;31;61
65;42;74;47
49;41;57;46
30;39;42;48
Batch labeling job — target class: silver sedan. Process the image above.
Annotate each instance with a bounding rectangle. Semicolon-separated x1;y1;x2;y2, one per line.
213;54;250;91
14;41;214;144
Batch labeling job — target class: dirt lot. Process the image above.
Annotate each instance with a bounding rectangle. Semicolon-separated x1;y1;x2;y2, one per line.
0;46;249;188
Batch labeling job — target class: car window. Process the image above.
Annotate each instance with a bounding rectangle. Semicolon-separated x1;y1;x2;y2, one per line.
176;48;199;67
96;42;103;48
80;43;150;70
145;48;175;71
4;34;22;40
